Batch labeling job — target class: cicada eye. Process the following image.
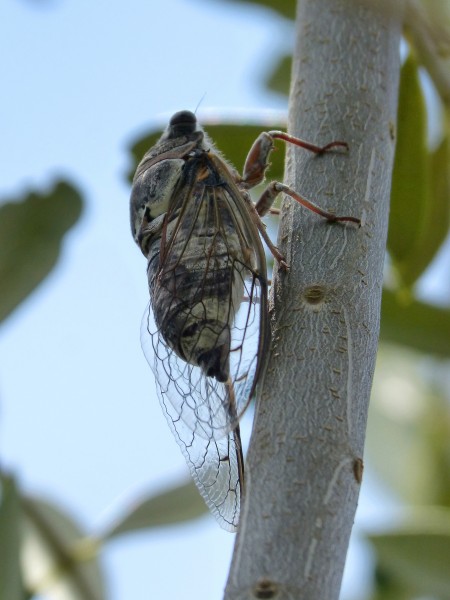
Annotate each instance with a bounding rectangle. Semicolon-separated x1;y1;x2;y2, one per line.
168;110;197;136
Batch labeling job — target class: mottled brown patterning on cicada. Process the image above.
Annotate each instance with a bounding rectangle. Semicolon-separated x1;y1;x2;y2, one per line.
130;110;360;531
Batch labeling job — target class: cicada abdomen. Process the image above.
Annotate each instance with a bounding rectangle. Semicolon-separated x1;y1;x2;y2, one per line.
150;160;250;384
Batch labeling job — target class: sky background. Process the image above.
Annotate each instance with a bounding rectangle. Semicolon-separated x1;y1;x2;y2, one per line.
0;1;446;599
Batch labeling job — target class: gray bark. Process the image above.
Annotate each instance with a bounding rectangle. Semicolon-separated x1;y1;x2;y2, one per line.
224;1;403;599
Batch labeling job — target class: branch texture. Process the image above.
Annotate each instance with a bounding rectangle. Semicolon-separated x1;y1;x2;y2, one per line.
225;1;403;599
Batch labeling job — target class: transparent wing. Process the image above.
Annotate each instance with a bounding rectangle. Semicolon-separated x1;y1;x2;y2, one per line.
141;269;265;530
145;275;265;428
140;161;269;530
141;306;244;531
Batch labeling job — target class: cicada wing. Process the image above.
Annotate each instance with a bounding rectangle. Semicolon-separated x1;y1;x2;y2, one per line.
145;181;268;439
139;155;270;530
140;261;263;531
141;307;242;531
141;264;265;441
226;266;267;418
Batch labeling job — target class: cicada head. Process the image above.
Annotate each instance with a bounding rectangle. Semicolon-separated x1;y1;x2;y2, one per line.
160;110;199;139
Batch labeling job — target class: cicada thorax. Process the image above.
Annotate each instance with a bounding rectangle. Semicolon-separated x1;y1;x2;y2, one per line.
148;157;248;383
129;130;203;254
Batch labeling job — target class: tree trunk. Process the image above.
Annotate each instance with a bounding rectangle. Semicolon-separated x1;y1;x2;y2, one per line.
224;1;404;599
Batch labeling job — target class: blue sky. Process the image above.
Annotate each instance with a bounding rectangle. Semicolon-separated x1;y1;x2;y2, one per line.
0;1;441;599
0;2;292;599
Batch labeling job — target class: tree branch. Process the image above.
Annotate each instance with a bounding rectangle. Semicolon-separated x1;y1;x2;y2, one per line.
224;1;404;599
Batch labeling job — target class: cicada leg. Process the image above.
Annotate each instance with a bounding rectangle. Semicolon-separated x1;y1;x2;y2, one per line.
249;181;360;271
225;377;245;497
240;130;348;190
269;130;348;154
238;129;360;268
255;182;361;225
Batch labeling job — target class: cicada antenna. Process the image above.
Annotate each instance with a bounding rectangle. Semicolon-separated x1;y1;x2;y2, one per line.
194;93;207;115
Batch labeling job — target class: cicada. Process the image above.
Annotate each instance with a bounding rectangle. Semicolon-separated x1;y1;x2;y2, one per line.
130;110;359;531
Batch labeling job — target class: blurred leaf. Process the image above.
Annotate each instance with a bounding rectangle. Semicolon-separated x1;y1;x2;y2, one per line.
191;0;295;20
204;122;285;182
371;562;412;600
369;509;450;599
428;133;450;252
127;121;287;185
101;480;207;541
405;0;450;104
387;54;431;288
0;475;24;600
380;289;450;357
368;348;450;504
387;52;450;290
389;129;450;286
403;131;450;285
0;181;83;323
265;54;291;96
21;496;105;600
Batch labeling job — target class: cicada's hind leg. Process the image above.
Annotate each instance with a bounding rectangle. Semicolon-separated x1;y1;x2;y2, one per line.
238;194;288;269
224;376;245;506
249;181;360;269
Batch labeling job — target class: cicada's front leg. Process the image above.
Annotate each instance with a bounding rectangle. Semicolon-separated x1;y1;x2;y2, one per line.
137;212;166;251
239;129;360;268
240;131;349;191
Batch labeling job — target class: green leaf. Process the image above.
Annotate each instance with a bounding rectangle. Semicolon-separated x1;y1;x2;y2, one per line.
390;130;450;286
21;496;105;600
387;54;431;288
387;54;450;289
0;181;83;323
369;509;450;599
402;131;450;284
265;54;292;96
427;133;450;259
190;0;295;21
368;347;450;504
0;475;24;600
100;480;207;541
371;562;412;600
405;0;450;104
127;120;287;185
380;289;450;357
